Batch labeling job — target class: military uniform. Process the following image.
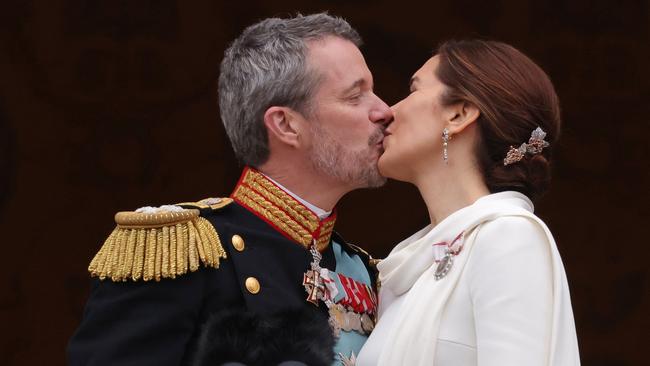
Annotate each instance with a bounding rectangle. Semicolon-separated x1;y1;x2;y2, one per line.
67;167;378;366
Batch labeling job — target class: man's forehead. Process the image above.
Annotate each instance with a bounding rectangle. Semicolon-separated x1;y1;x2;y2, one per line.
322;70;373;95
307;37;372;89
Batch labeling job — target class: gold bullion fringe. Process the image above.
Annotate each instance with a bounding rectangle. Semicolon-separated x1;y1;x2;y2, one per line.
88;217;226;282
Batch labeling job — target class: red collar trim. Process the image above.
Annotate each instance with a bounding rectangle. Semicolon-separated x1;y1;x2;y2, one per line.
231;167;337;251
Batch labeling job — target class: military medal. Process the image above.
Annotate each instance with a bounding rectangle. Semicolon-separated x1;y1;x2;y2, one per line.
360;313;374;333
432;231;465;280
303;240;377;337
302;246;327;305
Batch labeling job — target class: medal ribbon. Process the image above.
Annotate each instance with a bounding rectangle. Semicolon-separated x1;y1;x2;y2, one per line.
302;241;377;336
432;231;465;263
334;273;377;314
311;269;377;315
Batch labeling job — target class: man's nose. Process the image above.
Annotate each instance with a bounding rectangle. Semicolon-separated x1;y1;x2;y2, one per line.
370;94;394;126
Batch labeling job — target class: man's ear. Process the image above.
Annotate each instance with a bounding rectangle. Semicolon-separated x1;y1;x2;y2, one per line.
263;106;302;148
447;101;480;135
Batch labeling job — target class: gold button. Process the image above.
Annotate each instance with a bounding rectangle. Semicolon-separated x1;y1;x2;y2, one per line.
231;234;245;252
245;277;260;294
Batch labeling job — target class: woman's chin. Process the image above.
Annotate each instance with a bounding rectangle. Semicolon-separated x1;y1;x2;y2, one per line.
379;151;414;183
378;153;398;180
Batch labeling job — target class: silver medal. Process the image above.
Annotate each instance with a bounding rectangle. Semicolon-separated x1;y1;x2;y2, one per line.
349;312;362;332
434;251;454;280
360;313;375;333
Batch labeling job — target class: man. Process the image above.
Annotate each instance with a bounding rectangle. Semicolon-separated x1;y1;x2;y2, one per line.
68;13;392;366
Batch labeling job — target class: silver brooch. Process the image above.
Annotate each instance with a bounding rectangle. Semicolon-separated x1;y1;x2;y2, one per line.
432;232;465;280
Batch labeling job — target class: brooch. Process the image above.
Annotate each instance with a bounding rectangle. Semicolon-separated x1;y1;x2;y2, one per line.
432;231;465;280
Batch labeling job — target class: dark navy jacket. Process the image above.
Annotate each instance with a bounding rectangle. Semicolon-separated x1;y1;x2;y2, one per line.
67;202;374;366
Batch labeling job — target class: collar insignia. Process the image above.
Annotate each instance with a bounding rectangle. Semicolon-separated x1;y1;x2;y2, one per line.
231;167;337;252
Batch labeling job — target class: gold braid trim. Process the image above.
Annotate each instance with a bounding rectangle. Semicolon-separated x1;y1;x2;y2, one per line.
88;210;226;282
235;186;313;246
315;216;336;247
244;170;319;231
233;185;332;252
115;209;199;228
232;168;337;252
316;235;331;249
246;179;318;232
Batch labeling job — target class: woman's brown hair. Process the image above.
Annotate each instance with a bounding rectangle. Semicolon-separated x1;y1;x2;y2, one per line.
436;39;560;202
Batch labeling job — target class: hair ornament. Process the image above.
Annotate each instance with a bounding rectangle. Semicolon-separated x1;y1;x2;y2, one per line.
503;127;550;166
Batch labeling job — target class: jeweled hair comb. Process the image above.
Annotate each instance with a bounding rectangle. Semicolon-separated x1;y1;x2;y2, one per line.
503;127;550;166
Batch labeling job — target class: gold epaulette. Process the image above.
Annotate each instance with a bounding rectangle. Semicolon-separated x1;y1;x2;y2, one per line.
88;198;232;282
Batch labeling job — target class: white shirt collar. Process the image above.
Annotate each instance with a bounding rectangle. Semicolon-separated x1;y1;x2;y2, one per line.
263;174;332;220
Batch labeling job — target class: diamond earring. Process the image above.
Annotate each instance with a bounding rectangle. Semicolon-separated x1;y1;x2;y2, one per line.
442;128;451;164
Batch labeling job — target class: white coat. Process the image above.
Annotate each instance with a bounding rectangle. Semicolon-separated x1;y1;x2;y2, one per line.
357;192;580;366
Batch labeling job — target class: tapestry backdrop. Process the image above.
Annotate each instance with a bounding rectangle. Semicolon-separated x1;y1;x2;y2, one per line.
0;1;647;365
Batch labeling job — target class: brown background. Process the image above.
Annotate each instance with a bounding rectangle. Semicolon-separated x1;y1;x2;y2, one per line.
0;1;648;365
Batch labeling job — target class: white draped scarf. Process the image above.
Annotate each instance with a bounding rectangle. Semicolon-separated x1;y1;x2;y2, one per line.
375;191;580;365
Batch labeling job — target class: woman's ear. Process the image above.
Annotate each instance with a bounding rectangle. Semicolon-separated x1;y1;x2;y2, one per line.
263;106;302;148
447;101;480;135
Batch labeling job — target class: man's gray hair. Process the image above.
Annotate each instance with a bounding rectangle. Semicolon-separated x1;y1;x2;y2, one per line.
218;13;362;167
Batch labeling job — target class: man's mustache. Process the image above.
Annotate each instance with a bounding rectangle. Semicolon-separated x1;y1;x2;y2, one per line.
368;127;385;146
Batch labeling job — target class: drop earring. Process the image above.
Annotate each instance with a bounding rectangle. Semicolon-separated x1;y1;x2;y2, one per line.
442;128;451;164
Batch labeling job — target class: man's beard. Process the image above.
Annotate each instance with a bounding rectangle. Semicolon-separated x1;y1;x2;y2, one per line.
307;123;386;188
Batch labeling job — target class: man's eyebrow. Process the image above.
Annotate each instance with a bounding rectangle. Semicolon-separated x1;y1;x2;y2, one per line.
341;79;366;94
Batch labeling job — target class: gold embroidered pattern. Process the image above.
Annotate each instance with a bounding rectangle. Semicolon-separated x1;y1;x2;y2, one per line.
243;171;319;231
234;185;313;246
88;209;226;282
232;167;336;252
316;219;336;248
238;185;312;240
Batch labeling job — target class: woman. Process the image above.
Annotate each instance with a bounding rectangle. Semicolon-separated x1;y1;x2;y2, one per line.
357;40;580;365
